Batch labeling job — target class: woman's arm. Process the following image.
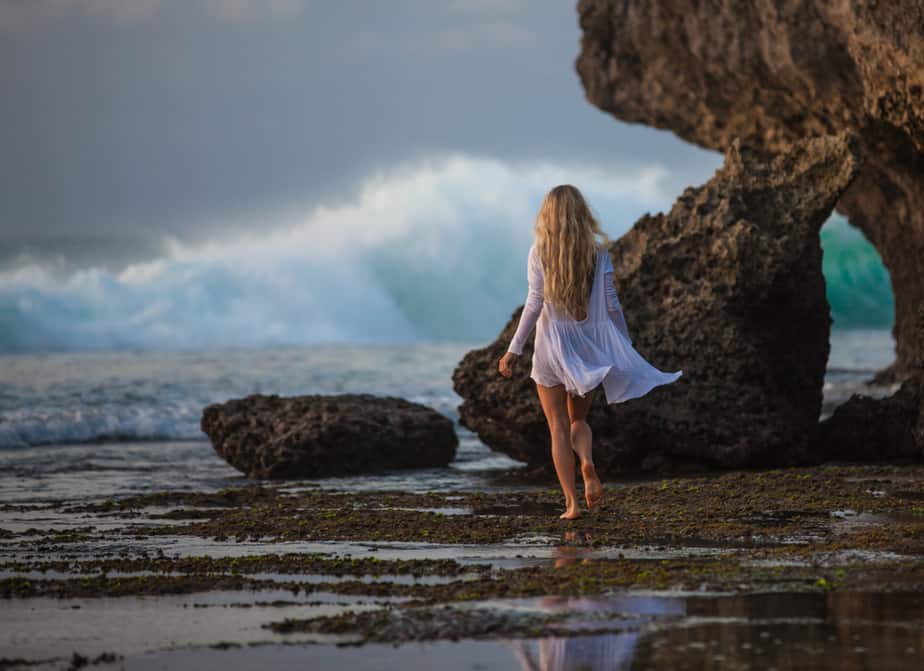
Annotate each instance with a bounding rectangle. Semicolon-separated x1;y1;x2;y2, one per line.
604;269;632;344
507;244;544;355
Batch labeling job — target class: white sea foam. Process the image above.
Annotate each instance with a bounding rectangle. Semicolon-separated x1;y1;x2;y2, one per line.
0;343;475;449
0;332;895;451
0;154;670;353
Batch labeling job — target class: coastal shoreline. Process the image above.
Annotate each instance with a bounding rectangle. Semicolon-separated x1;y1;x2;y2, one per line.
2;463;922;669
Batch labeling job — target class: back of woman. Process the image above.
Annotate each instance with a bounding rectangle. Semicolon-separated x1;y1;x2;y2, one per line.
497;184;681;520
532;185;605;325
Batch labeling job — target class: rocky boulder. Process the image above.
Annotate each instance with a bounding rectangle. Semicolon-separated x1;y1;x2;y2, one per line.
574;0;924;464
201;393;458;479
453;132;861;473
815;375;924;462
576;0;924;385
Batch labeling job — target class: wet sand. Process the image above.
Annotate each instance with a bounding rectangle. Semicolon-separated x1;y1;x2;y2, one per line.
2;463;923;669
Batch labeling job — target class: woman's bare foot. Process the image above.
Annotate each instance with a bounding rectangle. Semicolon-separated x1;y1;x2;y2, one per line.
581;462;604;510
559;496;582;520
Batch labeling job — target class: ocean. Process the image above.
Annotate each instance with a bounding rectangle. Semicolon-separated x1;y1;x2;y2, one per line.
0;221;907;669
0;329;897;506
0;214;900;503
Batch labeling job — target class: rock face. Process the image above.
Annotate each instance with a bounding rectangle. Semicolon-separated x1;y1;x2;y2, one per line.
453;132;861;473
201;393;458;479
815;376;924;462
576;0;924;385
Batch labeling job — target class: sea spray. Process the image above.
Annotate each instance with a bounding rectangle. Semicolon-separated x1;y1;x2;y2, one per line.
0;155;670;353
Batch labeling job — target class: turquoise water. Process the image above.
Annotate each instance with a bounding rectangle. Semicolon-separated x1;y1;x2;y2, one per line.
820;215;893;328
0;215;895;353
0;214;899;501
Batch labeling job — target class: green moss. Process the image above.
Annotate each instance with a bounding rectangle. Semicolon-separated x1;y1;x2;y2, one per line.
5;464;924;616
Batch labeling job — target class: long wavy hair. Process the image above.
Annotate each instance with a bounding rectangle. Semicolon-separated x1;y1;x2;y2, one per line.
534;184;610;321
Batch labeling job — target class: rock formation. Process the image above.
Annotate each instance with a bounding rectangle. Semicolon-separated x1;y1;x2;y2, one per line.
815;375;924;462
576;0;924;385
201;393;457;479
573;0;924;464
453;132;861;473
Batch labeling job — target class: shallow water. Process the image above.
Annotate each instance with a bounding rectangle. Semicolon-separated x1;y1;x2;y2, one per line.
0;331;914;668
5;590;921;670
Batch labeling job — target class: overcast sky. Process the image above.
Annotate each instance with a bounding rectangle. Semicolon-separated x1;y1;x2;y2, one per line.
1;0;721;251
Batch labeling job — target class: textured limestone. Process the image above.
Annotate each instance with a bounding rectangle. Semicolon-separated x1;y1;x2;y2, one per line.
201;393;457;479
453;132;861;473
576;0;924;385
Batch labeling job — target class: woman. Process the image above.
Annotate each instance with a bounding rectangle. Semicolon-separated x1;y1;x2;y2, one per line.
497;185;682;520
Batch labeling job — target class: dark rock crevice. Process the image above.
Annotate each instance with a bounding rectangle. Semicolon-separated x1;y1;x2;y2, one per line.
834;121;924;384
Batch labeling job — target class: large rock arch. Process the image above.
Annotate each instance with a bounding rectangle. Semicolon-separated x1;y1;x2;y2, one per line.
451;1;924;473
453;133;862;472
574;0;924;464
576;0;924;385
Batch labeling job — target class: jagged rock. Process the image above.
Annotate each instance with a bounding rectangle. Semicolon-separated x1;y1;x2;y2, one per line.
815;376;924;461
453;132;861;473
201;393;457;479
576;0;924;385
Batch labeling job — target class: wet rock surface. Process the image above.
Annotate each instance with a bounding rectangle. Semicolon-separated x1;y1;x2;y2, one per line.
453;133;861;472
5;464;924;577
576;0;924;460
2;464;924;663
200;393;458;479
267;604;638;641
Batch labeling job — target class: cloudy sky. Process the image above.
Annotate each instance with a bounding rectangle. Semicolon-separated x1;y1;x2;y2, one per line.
1;0;720;246
0;0;732;351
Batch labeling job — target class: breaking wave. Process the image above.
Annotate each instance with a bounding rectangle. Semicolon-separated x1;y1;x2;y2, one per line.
0;158;892;355
0;154;671;353
820;215;894;329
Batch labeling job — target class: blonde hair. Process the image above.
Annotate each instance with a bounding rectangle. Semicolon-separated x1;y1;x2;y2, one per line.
534;184;610;321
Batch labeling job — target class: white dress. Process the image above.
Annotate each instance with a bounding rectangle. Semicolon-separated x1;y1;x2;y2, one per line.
507;242;682;404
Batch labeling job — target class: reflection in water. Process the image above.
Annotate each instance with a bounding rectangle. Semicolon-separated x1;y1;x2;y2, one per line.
551;530;595;568
503;591;924;670
501;540;924;670
506;594;685;671
505;537;686;671
642;591;924;671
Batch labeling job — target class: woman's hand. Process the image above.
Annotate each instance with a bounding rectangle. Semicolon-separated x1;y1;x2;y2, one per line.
498;351;518;378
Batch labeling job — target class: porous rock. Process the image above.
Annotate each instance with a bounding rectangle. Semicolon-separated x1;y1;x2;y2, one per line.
201;393;457;479
452;132;861;473
576;0;924;384
575;0;924;462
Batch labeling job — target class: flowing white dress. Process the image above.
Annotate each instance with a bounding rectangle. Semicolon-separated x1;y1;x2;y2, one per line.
507;242;682;404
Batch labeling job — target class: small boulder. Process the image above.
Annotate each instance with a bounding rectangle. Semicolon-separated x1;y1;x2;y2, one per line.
814;375;924;462
201;393;458;479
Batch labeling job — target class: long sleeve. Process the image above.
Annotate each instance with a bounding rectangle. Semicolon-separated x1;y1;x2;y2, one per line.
603;259;632;344
507;244;544;355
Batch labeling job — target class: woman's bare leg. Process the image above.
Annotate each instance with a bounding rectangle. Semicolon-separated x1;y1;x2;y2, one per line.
567;391;603;509
567;391;594;467
535;382;581;519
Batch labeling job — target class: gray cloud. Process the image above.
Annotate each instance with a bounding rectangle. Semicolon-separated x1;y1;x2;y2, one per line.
0;0;309;30
0;1;159;30
199;0;309;22
0;1;719;252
